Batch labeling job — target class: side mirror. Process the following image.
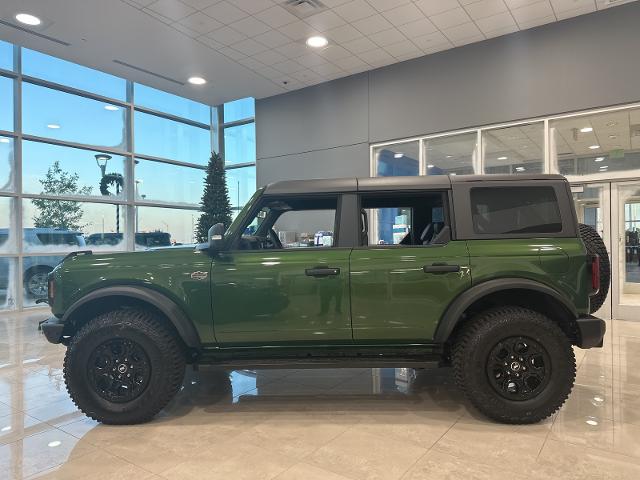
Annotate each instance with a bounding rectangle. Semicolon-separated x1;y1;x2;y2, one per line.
208;223;225;250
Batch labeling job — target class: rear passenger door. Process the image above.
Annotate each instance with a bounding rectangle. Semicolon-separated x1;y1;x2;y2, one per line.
350;190;471;343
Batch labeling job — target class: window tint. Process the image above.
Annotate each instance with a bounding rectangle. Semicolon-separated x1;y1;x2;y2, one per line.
238;197;337;250
362;193;447;246
470;187;562;235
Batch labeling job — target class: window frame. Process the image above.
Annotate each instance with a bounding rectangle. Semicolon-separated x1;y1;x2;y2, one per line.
356;190;453;248
226;193;345;252
452;180;578;240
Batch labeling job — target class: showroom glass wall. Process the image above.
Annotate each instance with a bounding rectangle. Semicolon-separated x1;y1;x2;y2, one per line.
0;40;256;310
371;102;640;320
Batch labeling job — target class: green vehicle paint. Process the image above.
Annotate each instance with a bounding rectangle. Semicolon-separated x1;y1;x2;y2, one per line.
47;175;602;355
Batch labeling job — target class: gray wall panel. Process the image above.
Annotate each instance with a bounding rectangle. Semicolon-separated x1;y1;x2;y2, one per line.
369;5;640;142
255;3;640;181
256;73;369;160
257;143;370;187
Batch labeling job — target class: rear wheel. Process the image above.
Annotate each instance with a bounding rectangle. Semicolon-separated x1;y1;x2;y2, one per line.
579;223;610;313
452;306;575;424
64;308;186;424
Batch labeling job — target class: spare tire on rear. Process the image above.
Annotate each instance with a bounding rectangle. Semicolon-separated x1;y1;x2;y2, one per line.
579;223;610;313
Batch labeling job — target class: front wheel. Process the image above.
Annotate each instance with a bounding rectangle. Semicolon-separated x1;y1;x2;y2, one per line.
452;306;575;424
64;308;186;424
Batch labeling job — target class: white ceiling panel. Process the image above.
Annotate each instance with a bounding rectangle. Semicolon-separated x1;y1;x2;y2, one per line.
0;0;634;104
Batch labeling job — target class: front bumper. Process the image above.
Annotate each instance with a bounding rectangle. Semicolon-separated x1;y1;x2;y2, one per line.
40;316;65;344
575;315;606;349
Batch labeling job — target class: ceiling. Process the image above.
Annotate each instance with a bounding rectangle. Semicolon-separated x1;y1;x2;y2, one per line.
0;0;636;106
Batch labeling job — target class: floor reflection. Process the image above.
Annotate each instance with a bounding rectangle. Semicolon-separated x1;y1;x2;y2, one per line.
2;310;640;479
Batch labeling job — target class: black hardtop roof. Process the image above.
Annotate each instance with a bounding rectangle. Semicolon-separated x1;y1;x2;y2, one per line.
263;174;567;196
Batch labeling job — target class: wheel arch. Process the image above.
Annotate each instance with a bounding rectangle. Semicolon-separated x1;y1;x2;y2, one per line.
434;278;579;344
61;286;201;353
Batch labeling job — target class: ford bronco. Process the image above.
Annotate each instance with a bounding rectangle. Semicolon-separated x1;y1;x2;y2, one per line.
41;174;608;425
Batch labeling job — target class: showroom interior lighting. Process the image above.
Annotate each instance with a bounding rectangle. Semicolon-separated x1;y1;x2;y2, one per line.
188;76;206;85
580;127;593;133
498;156;508;160
104;105;119;111
515;167;525;171
15;13;41;26
595;157;605;162
427;164;434;168
589;145;600;149
306;36;328;48
0;138;9;143
46;123;60;129
394;152;403;158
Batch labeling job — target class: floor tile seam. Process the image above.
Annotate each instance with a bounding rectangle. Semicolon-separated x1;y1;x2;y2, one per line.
237;414;358;464
101;444;162;477
397;415;461;480
4;434;99;479
542;435;640;464
0;414;56;446
272;461;360;480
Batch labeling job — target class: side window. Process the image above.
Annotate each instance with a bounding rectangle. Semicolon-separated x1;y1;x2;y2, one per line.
361;192;448;246
470;186;562;235
236;196;338;250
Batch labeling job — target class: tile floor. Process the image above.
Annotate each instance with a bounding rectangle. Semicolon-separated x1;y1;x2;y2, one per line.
0;310;639;479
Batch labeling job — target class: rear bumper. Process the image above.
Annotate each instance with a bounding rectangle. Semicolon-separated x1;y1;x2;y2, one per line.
575;315;606;349
40;316;65;344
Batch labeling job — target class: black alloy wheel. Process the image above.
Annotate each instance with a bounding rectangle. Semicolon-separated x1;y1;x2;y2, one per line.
486;336;551;401
87;338;152;403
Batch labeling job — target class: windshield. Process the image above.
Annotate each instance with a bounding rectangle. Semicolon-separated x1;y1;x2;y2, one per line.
227;187;264;237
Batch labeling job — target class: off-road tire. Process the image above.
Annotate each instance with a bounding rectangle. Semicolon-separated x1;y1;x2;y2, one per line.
579;223;610;313
64;308;186;424
452;306;575;424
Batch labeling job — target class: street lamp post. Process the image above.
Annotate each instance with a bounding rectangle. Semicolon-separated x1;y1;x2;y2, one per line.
95;154;111;238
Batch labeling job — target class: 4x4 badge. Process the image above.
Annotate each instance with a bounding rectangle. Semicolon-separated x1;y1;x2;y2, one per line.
190;271;208;281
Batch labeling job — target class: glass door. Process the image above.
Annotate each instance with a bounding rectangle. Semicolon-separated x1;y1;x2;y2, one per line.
613;182;640;320
572;183;612;319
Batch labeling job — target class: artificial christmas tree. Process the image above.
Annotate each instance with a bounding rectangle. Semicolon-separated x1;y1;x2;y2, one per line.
195;152;233;243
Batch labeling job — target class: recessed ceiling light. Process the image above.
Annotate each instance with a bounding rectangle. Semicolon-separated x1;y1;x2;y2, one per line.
446;155;452;158
47;124;60;129
589;145;600;149
47;440;61;448
427;164;434;168
15;13;41;26
104;105;119;111
394;152;403;158
0;138;9;144
188;76;206;85
595;157;605;162
606;121;617;127
608;134;617;139
599;166;608;169
498;156;508;160
580;127;593;133
306;36;328;48
585;418;599;426
515;167;525;172
450;172;457;176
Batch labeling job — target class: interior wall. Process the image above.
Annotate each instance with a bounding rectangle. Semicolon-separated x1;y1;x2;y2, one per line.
256;2;640;186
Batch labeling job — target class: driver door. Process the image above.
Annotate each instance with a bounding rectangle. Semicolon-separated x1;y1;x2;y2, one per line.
210;194;352;346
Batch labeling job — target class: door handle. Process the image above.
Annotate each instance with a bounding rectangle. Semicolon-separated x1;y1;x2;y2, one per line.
423;263;461;273
305;267;340;277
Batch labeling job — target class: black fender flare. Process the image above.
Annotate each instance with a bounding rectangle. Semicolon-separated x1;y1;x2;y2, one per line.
62;285;201;349
433;278;578;343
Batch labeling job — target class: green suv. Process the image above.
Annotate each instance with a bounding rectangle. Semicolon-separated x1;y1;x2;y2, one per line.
41;174;608;425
